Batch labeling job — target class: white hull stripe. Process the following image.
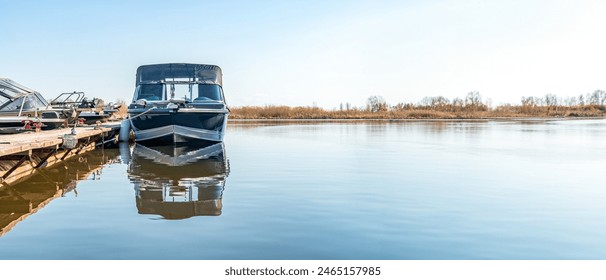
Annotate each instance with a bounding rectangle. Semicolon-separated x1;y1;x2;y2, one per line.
131;124;224;142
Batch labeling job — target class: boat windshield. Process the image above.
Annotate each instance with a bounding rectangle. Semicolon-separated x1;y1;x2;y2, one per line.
134;83;223;102
194;84;222;102
0;95;9;105
135;84;164;101
0;95;47;111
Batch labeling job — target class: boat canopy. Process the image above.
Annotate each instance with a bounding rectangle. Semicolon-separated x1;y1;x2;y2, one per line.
1;78;37;98
0;78;50;109
136;64;222;86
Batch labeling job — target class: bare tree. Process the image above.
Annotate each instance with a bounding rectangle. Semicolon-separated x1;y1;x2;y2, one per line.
452;97;463;106
419;96;433;107
464;91;486;111
521;96;535;107
465;91;482;106
589;89;606;105
431;96;450;110
419;96;449;110
366;96;388;112
544;94;558;107
451;97;464;112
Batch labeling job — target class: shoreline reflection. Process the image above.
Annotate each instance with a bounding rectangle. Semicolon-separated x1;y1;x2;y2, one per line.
0;150;120;237
126;143;230;219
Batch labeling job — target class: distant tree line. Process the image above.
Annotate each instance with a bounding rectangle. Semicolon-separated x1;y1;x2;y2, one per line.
355;91;490;113
349;90;606;117
229;90;606;119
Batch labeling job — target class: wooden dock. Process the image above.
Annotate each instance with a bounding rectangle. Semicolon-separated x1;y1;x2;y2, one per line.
0;122;121;185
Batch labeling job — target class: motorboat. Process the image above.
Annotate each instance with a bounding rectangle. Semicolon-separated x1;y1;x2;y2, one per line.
78;102;121;125
0;78;68;133
50;91;121;124
125;142;229;219
127;63;229;144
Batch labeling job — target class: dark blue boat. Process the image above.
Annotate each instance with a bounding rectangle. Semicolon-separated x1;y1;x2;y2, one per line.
127;63;229;144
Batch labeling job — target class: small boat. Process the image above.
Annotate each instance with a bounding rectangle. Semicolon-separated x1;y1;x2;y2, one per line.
0;78;68;133
127;63;229;144
50;91;121;124
78;103;121;124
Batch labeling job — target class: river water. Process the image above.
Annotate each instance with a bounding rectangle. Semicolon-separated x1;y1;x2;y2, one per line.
1;120;606;259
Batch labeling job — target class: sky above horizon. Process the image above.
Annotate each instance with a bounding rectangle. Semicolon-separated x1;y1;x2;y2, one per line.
2;0;606;108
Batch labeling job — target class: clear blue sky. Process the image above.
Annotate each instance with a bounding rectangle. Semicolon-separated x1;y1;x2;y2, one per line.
2;0;606;108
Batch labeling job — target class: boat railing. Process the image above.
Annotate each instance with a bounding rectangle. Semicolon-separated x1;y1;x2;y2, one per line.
50;91;85;104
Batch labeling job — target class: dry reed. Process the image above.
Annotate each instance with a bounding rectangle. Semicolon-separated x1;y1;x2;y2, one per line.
229;105;606;119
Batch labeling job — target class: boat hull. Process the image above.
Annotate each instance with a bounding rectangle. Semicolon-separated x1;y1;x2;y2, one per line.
79;112;111;124
128;110;228;144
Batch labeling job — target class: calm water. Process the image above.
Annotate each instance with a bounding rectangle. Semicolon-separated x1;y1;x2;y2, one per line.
1;120;606;259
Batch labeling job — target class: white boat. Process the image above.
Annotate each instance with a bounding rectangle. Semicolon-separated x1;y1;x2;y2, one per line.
0;78;68;133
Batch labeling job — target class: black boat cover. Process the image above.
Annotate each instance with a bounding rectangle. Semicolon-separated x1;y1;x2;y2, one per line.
136;63;222;86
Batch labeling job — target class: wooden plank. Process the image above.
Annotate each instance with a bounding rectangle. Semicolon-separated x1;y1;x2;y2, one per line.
0;125;112;157
0;123;118;184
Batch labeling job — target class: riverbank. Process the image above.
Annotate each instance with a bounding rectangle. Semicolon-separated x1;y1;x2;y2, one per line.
226;117;606;125
229;105;606;120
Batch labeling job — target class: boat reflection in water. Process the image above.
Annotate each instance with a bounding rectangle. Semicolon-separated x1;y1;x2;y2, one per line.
0;149;120;237
127;143;229;219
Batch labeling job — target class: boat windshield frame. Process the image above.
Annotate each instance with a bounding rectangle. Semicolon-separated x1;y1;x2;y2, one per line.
133;81;225;103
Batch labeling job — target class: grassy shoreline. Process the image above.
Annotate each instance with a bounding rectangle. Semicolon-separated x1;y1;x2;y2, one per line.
227;117;606;123
229;105;606;120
